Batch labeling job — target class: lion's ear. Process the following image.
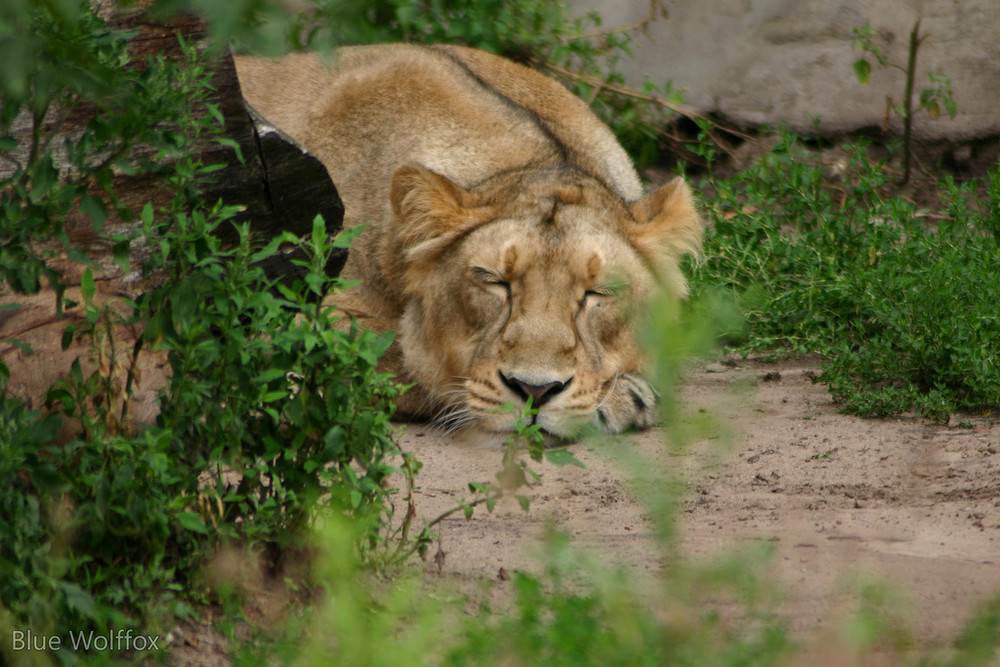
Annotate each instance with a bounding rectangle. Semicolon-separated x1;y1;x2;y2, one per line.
626;176;703;266
389;164;498;295
390;164;493;252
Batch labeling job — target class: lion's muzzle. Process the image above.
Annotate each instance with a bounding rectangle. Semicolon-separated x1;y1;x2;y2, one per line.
498;371;572;408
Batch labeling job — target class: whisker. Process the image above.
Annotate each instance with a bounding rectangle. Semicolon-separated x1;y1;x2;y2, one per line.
429;388;467;414
436;408;476;434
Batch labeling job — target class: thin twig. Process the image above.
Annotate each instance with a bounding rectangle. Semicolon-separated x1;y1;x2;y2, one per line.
425;495;496;531
544;63;760;146
121;332;144;427
389;494;500;564
899;18;927;187
570;0;666;42
387;442;422;562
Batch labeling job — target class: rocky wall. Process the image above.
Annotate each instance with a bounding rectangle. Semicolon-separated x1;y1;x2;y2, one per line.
571;0;1000;142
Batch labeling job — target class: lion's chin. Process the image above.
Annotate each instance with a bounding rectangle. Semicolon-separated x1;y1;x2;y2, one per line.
455;428;580;450
455;413;588;449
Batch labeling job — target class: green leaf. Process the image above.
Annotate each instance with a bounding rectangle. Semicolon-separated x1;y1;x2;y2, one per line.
29;156;58;203
853;59;871;85
250;236;285;263
112;239;131;273
80;193;107;231
175;511;209;534
332;223;367;249
205;101;224;126
544;448;585;468
46;387;75;413
324;424;345;448
81;268;95;303
515;495;531;512
213;136;244;163
196;162;227;175
5;337;32;355
140;201;154;226
61;324;77;350
371;330;395;358
255;368;288;383
311;214;327;249
305;271;325;296
60;583;99;622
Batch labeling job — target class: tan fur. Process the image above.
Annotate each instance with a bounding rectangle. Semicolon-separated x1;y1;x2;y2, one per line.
235;44;702;440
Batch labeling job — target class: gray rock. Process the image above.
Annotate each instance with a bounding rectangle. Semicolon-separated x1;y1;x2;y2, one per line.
571;0;1000;140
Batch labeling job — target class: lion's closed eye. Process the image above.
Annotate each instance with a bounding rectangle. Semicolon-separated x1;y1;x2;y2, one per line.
471;267;507;287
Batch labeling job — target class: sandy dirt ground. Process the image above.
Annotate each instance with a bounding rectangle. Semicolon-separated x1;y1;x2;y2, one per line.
400;355;1000;652
168;355;1000;664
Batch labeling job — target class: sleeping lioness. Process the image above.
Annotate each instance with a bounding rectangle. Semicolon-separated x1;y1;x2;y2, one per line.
235;44;702;442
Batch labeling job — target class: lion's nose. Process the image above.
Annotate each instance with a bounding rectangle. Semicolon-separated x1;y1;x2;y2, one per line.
499;372;572;408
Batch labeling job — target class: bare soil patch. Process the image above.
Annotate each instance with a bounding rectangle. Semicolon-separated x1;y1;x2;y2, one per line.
402;355;1000;649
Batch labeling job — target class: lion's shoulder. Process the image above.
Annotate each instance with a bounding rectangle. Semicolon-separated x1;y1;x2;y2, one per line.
427;45;642;201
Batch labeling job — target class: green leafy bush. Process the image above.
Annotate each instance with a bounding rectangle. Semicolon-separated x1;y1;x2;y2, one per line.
147;216;402;550
1;214;404;640
822;175;1000;419
0;407;204;634
694;133;1000;419
1;2;405;651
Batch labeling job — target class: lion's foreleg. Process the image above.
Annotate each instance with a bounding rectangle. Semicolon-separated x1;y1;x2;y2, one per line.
594;373;658;433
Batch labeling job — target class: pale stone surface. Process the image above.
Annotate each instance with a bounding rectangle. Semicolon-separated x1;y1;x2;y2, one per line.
571;0;1000;140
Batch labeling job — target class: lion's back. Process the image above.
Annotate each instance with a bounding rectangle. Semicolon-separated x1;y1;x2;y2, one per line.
234;44;641;203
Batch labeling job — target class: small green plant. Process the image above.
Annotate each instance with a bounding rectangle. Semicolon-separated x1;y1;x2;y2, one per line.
852;19;958;185
468;401;585;511
395;400;585;565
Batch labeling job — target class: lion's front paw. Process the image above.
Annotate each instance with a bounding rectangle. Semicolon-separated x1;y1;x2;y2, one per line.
593;373;657;434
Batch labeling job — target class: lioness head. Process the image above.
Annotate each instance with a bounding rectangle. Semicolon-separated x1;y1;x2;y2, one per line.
387;163;701;441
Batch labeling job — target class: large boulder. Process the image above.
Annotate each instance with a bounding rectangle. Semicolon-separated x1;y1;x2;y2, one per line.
573;0;1000;141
